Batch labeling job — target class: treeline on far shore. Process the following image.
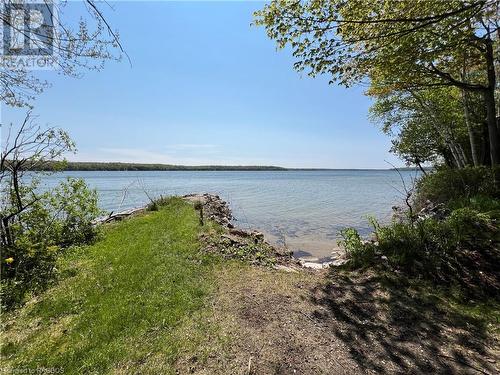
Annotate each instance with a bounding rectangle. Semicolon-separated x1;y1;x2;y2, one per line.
30;161;288;171
20;161;427;172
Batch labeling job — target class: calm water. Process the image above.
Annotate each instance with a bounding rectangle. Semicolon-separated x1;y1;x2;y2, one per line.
41;170;419;261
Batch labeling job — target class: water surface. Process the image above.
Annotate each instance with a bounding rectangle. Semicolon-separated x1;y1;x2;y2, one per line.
41;170;418;261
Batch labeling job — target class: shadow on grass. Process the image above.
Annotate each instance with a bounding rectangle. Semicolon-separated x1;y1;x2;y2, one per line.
308;270;497;374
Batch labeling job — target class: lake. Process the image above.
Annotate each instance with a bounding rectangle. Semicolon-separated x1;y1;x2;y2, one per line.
41;170;419;262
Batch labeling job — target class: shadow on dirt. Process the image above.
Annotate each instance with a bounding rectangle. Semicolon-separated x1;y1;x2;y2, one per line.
308;271;497;374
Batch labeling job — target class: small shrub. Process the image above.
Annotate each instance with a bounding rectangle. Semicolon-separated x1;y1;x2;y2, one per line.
373;218;453;272
146;195;176;211
51;178;102;246
449;195;500;218
0;121;103;309
446;207;496;245
339;207;498;287
339;227;376;268
414;166;500;209
339;166;499;295
1;178;102;309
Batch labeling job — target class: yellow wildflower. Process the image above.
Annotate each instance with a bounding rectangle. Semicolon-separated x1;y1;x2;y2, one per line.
47;245;59;253
5;257;14;264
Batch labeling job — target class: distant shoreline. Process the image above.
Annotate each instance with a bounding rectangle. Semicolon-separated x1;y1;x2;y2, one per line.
30;161;426;172
34;161;286;171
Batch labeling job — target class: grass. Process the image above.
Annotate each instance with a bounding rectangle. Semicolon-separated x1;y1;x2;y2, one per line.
1;198;220;374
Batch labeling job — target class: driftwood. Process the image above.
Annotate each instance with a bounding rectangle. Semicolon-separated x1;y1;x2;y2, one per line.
93;207;145;224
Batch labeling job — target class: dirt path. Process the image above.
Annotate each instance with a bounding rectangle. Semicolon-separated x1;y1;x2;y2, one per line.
178;266;499;375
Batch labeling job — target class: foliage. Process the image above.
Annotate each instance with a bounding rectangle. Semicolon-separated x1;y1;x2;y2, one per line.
49;178;101;246
146;195;178;211
255;0;496;91
340;168;500;297
369;87;485;168
257;1;474;83
1;115;102;309
255;0;500;166
338;228;375;269
449;195;500;217
1;177;102;308
446;207;494;245
414;166;500;209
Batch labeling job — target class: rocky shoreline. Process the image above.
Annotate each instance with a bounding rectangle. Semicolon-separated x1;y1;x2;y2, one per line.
95;193;345;270
182;193;350;269
183;193;298;268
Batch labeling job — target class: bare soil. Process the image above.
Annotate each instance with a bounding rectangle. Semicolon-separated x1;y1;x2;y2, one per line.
177;266;499;375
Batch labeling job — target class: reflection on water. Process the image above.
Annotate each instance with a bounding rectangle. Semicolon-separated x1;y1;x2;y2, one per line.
40;170;419;261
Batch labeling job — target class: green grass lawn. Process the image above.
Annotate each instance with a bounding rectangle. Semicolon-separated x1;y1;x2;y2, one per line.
1;198;220;374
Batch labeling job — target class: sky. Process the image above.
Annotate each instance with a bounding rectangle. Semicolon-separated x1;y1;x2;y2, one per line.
1;1;400;169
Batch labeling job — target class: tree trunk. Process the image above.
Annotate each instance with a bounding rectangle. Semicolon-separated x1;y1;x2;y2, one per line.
410;91;467;168
442;125;468;167
442;150;454;167
456;143;469;167
480;121;490;165
416;162;428;176
440;131;463;167
484;39;500;166
484;87;500;166
461;90;480;166
11;168;24;212
447;140;465;168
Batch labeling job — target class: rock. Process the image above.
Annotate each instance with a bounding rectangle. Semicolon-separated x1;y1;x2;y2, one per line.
330;258;349;266
416;200;449;221
229;228;265;243
182;193;233;228
274;264;299;273
300;260;333;269
220;234;245;246
229;228;251;237
185;193;295;266
251;231;265;242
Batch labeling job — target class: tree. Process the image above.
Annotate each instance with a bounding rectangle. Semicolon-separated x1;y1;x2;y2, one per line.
0;0;124;108
1;113;101;308
0;1;118;307
0;112;75;247
254;0;500;165
369;87;474;169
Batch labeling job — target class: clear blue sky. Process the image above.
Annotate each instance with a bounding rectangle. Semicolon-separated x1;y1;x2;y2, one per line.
1;1;399;169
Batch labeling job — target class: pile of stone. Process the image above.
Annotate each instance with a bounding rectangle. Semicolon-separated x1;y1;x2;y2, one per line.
183;193;294;266
182;193;233;228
